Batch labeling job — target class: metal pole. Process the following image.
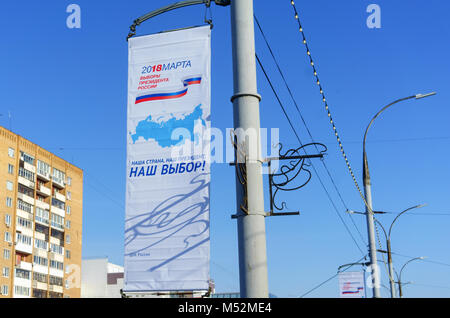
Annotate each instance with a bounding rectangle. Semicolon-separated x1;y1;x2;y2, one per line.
386;239;396;298
362;156;381;298
361;93;436;298
230;0;269;298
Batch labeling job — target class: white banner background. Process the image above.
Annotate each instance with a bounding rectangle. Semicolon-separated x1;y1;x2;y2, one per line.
338;271;366;298
125;26;211;293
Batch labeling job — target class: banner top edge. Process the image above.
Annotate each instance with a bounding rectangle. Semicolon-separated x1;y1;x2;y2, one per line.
129;24;211;42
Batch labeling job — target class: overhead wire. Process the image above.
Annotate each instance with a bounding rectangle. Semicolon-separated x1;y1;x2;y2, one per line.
288;0;392;285
255;53;365;256
254;14;366;247
298;255;367;298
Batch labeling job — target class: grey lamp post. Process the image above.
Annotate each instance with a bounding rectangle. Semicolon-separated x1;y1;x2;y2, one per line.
362;92;435;298
373;204;426;298
397;257;426;298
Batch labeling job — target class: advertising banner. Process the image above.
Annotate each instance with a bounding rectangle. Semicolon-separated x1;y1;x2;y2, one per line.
125;26;211;293
338;271;366;298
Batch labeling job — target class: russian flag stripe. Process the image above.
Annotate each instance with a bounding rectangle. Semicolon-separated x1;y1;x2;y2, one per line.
135;77;201;104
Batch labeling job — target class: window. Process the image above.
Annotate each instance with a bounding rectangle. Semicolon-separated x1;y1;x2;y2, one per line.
37;160;50;176
16;216;32;229
50;260;64;271
51;214;64;231
2;267;9;278
5;214;11;227
66;234;71;244
17;199;32;213
52;168;65;185
8;164;14;174
67;177;72;186
33;272;47;283
8;147;14;158
6;181;13;191
1;285;8;296
67;191;71;200
4;232;11;243
35;208;50;225
65;250;71;259
49;275;63;286
6;197;12;208
15;268;30;280
20;151;35;165
49;243;63;255
16;233;32;246
18;184;34;197
66;205;71;215
33;255;48;267
3;249;10;260
34;238;48;250
52;198;65;210
14;285;30;296
66;220;71;229
18;167;35;182
32;288;47;298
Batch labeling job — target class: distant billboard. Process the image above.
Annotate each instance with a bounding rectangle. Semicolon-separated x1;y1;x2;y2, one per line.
125;26;211;293
338;271;366;298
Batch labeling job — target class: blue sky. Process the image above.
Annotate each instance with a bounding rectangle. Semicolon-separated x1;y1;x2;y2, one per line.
1;0;449;297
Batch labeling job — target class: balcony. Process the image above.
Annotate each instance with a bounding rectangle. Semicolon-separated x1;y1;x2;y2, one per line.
51;176;65;189
18;176;35;189
35;200;50;211
17;192;35;206
51;205;65;218
13;283;31;298
16;210;33;223
15;224;33;238
33;248;48;259
16;261;32;271
49;268;64;279
49;237;60;246
15;242;33;255
53;192;66;203
37;184;51;197
33;264;49;275
48;284;63;293
23;162;36;174
32;281;48;291
37;168;51;182
17;200;33;215
49;252;64;263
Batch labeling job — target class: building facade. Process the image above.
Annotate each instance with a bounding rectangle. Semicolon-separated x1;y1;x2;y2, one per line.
81;258;124;298
0;126;83;298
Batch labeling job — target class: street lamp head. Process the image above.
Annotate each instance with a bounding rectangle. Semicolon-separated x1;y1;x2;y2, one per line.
415;92;436;99
419;256;427;260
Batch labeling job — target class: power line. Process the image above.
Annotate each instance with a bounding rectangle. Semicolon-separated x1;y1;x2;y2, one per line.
299;255;367;298
288;1;391;281
255;53;365;256
254;14;366;247
391;252;450;268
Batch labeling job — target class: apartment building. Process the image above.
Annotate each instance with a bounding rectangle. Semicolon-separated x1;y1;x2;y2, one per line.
0;126;83;298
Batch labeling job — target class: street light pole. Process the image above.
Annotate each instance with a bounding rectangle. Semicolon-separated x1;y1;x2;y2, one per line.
397;257;426;298
374;204;425;298
230;0;269;298
362;92;435;298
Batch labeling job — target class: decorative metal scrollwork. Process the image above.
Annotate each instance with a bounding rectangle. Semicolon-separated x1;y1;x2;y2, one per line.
267;142;327;216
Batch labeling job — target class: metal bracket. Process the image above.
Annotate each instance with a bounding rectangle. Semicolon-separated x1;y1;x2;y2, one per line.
266;142;326;217
126;0;230;41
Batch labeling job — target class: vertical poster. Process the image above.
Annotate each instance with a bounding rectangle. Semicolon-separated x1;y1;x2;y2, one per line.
125;26;211;293
338;271;366;298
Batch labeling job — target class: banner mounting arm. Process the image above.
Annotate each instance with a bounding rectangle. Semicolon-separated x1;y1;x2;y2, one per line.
127;0;230;41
